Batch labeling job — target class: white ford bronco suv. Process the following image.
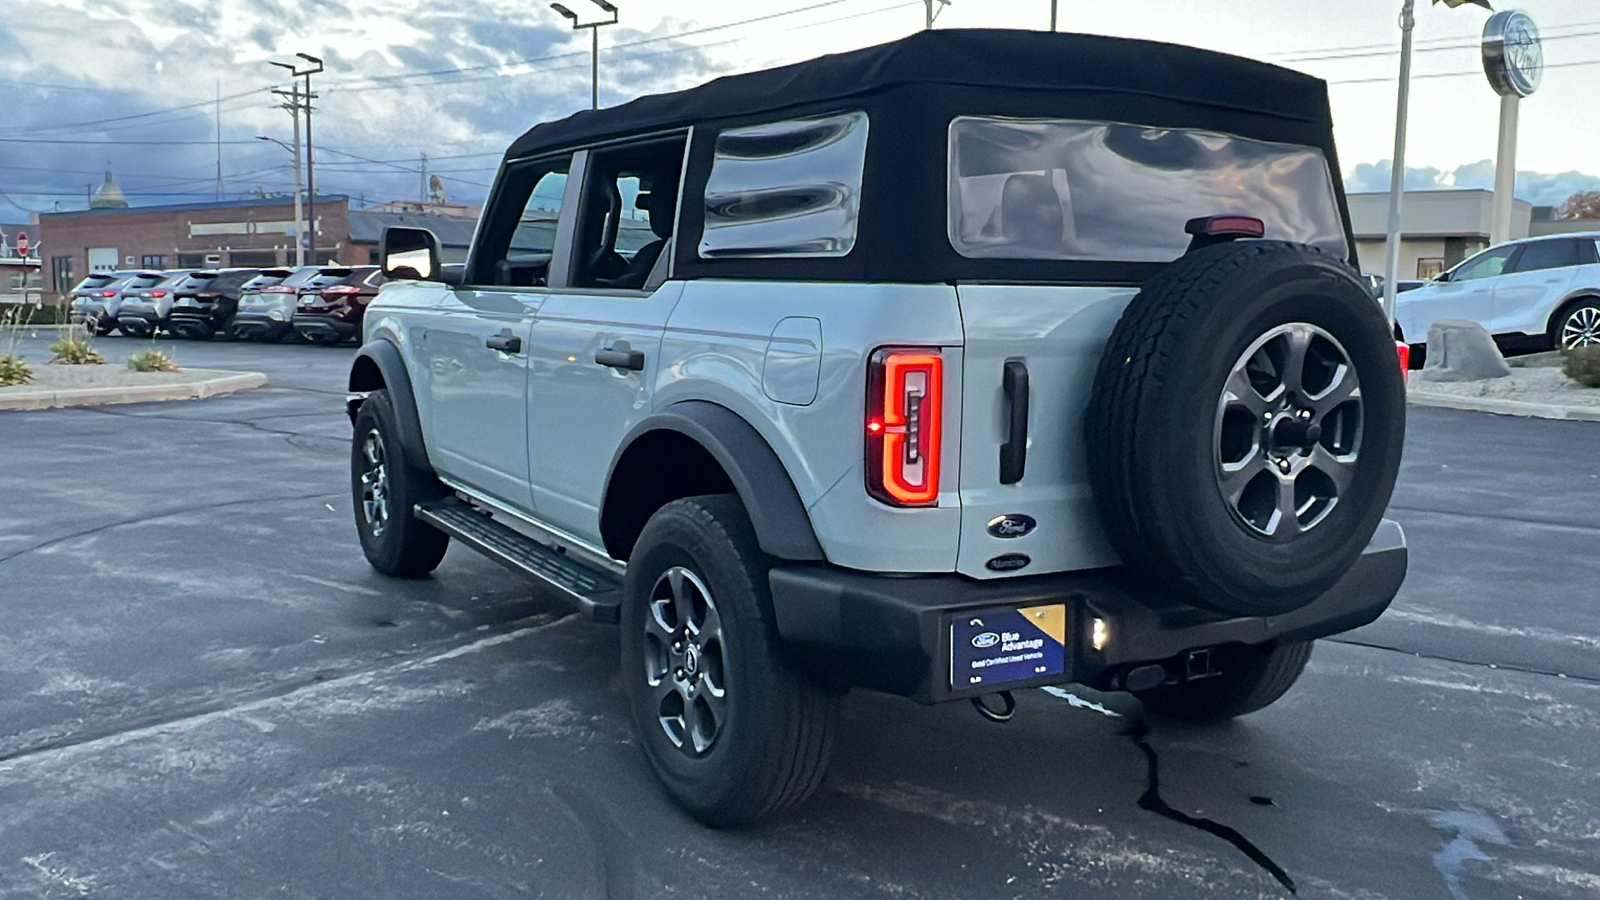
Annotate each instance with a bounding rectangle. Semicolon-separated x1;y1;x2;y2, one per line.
347;29;1408;826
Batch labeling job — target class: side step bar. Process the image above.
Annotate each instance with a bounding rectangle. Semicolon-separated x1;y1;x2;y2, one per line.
415;497;623;624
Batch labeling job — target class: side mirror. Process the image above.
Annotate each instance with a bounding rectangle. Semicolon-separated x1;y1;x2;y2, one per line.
1433;271;1451;283
380;227;441;281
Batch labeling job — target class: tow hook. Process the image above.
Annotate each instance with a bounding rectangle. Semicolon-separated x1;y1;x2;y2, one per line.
971;690;1016;723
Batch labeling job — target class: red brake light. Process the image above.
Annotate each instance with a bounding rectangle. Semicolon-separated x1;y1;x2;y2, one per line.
151;290;168;298
99;290;116;297
324;285;360;296
1396;341;1410;380
1184;215;1265;239
262;286;294;294
866;349;943;507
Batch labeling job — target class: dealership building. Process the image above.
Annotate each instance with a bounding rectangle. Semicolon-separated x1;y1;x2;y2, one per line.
37;186;478;296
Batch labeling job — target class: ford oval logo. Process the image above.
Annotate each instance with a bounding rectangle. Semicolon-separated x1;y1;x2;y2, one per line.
972;632;1001;649
987;515;1037;539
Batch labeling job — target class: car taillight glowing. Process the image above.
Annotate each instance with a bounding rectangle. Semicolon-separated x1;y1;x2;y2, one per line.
99;290;116;298
1396;341;1410;380
151;290;168;298
866;349;943;507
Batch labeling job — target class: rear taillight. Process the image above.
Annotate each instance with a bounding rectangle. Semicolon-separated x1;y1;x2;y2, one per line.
151;290;168;298
262;286;294;294
1397;341;1410;380
324;285;360;296
866;349;943;507
99;290;116;298
198;292;221;299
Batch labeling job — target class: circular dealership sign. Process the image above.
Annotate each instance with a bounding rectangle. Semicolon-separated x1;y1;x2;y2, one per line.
1482;10;1543;97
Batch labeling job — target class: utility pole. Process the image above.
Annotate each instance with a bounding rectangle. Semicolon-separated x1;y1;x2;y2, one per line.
923;0;949;30
274;54;323;263
1049;0;1057;31
215;79;223;201
268;84;306;266
550;1;618;110
420;152;428;202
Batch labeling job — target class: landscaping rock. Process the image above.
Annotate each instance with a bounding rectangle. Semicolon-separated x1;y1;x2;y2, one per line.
1414;319;1512;382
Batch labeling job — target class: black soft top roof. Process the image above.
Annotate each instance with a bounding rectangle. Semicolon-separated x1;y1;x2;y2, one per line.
507;28;1332;160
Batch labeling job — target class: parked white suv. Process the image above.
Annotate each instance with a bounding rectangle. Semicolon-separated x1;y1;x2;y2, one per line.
346;29;1409;825
1396;233;1600;352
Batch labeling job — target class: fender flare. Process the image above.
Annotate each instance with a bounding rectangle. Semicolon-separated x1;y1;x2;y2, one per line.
348;339;433;473
602;400;825;562
1548;292;1600;335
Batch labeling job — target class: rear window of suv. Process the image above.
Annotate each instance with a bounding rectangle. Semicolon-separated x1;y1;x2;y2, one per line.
947;117;1347;263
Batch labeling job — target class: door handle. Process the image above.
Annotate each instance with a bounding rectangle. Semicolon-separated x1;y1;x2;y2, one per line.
486;329;521;354
1000;359;1029;484
595;346;645;371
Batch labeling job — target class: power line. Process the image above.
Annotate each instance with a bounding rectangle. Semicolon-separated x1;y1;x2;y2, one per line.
1328;56;1600;86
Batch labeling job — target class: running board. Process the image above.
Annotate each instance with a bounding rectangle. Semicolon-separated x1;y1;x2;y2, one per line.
415;497;623;623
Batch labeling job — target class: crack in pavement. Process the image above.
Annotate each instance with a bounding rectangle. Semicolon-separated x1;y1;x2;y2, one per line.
1388;504;1600;535
0;490;343;566
80;405;346;445
1323;637;1600;686
1123;720;1297;895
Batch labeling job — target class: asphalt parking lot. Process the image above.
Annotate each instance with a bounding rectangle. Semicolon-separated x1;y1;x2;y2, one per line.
2;332;1598;900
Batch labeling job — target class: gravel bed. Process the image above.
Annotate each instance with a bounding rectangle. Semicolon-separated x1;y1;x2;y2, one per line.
1411;364;1600;408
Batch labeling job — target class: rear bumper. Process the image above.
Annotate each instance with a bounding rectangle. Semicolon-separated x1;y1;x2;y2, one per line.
293;316;358;342
769;519;1406;704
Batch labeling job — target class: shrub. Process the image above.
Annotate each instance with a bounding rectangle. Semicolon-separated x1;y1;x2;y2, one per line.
49;337;105;365
1563;346;1600;388
0;356;32;387
128;349;179;373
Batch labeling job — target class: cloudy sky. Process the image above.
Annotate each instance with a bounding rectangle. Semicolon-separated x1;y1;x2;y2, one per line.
4;0;1599;217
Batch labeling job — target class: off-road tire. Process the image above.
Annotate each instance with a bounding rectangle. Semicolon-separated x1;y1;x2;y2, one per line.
1134;640;1313;722
1086;241;1406;617
351;388;449;577
621;495;838;827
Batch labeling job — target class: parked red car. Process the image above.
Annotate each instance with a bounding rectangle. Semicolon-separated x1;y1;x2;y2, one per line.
291;266;385;344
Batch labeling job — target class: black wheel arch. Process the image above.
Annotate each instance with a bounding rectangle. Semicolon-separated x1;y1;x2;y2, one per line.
601;400;825;563
347;338;434;474
1547;292;1600;338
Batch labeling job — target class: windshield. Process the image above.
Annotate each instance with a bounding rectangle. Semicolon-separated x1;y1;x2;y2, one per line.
948;117;1347;263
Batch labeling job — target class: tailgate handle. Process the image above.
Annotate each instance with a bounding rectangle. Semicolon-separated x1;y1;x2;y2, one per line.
1000;359;1028;484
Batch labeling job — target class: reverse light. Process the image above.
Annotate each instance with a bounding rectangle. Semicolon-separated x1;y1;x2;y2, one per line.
866;349;943;507
1091;617;1110;651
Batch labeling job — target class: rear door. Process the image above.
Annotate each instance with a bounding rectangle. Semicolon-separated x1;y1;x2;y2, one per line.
523;134;688;543
954;286;1128;577
1490;238;1589;336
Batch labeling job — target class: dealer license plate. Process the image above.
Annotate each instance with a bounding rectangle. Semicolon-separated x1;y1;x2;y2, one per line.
950;604;1066;690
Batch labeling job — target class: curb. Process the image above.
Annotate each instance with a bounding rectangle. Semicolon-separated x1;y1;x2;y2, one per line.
0;370;269;411
1407;387;1600;423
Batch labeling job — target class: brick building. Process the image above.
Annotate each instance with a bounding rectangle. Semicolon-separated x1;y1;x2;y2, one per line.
38;195;357;295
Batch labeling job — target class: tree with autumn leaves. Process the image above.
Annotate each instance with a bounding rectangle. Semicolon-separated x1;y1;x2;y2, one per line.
1556;192;1600;221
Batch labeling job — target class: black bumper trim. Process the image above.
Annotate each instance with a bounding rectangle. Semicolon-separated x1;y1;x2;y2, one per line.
293;317;358;340
769;519;1406;704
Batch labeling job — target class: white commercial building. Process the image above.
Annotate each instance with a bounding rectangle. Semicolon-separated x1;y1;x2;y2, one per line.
1346;189;1532;281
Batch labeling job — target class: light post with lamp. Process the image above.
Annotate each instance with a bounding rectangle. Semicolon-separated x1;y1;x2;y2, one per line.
551;1;619;111
256;134;303;266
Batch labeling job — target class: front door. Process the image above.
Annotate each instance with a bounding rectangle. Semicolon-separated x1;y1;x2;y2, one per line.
1399;243;1513;342
524;133;689;545
422;157;573;512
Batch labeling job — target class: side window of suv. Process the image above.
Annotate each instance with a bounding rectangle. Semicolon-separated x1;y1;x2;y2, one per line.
569;133;687;290
1508;239;1583;273
1450;245;1516;282
471;157;572;287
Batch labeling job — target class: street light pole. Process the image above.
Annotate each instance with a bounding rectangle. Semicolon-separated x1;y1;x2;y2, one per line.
1380;0;1417;330
551;1;618;110
1050;0;1057;31
256;128;303;267
297;54;324;264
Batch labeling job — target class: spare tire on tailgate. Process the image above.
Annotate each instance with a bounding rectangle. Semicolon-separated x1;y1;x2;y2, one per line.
1086;241;1405;617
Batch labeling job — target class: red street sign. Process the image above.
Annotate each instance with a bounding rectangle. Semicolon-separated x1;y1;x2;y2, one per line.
16;233;27;256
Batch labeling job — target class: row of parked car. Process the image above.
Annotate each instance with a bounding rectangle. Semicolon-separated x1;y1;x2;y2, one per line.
66;265;386;344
